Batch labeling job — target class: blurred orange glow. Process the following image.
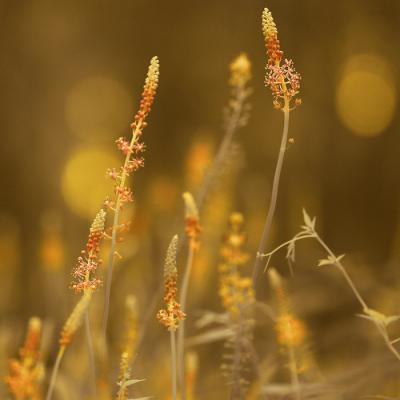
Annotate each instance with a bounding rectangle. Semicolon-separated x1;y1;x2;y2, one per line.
336;54;396;137
65;77;133;142
61;147;119;218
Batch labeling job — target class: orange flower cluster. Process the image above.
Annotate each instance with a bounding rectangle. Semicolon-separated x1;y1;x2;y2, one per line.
71;209;106;293
6;317;44;400
262;8;301;110
157;235;186;331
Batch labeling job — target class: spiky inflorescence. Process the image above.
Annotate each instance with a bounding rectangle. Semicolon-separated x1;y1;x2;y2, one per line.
262;8;301;110
107;57;159;211
182;192;202;248
218;213;255;399
71;209;106;293
157;235;186;331
6;317;44;400
60;291;92;346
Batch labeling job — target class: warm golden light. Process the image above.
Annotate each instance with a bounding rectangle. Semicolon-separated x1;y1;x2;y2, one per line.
61;147;119;218
65;77;132;142
336;54;396;137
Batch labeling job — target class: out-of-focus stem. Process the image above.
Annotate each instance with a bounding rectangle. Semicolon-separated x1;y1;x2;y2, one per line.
45;345;66;400
288;344;301;400
85;312;97;398
253;104;290;287
102;124;141;337
170;330;178;400
177;242;195;400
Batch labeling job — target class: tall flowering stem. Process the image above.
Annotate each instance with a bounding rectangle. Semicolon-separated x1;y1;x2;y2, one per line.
178;192;201;400
157;235;186;400
253;8;301;287
6;317;44;400
46;209;106;400
102;56;160;336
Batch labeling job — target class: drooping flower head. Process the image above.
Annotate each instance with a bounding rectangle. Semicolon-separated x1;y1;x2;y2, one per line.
157;235;186;331
262;8;301;110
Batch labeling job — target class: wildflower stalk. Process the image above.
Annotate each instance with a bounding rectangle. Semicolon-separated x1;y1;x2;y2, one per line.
157;235;186;400
253;104;290;285
85;313;97;397
102;56;160;336
102;125;140;336
253;8;301;287
177;245;193;400
170;330;178;400
46;209;106;400
45;346;65;400
178;193;201;400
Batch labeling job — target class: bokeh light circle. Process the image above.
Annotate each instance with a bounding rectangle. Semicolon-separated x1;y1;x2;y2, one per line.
66;77;132;142
61;147;119;218
336;54;396;137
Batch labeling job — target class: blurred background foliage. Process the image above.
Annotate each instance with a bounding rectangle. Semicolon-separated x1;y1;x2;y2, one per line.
1;0;400;398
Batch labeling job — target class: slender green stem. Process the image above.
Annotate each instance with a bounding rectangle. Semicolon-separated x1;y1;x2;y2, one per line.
253;106;290;287
85;312;97;398
170;330;178;400
102;124;141;337
177;243;195;400
45;345;66;400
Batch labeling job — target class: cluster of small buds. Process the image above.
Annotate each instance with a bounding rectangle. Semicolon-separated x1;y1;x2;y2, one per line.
182;192;202;249
71;209;106;293
6;317;44;400
157;235;186;331
262;8;301;110
131;56;160;130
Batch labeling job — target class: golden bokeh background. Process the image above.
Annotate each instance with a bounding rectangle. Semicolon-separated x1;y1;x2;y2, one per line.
1;0;400;398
